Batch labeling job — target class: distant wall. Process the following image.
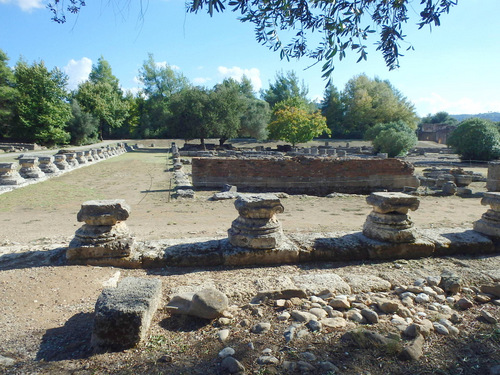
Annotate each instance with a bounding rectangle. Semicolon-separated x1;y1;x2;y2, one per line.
192;157;419;195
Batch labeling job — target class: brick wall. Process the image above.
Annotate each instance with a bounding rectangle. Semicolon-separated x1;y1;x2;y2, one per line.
192;157;419;194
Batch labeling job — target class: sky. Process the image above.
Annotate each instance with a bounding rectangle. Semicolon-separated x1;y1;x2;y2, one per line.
0;0;499;117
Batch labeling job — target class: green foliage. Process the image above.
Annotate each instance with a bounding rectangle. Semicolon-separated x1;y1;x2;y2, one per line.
321;84;344;138
49;1;456;80
338;74;417;138
447;118;500;161
168;86;212;143
0;49;18;139
66;100;98;145
13;59;71;145
261;71;309;108
367;121;417;157
420;111;458;126
75;57;129;140
239;99;270;140
268;102;330;146
136;53;190;138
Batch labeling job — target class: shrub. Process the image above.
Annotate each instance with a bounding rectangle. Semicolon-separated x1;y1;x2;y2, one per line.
447;118;500;161
365;120;417;157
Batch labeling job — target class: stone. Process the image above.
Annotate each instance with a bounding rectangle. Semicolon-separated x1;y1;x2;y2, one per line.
77;199;131;226
218;329;230;342
176;189;195;199
480;310;497;324
415;293;430;304
219;347;236;358
228;194;285;249
342;274;392;293
342;329;401;352
291;310;317;323
54;154;71;170
284;325;296;342
306;319;322;332
318;361;340;373
19;156;45;179
166;293;194;315
91;277;162;351
475;293;492;303
251;322;271;334
427;276;441;286
329;296;351;309
474;192;500;238
221;356;245;374
278;311;290;321
292;273;351;296
309;307;327;319
361;308;379;324
0;162;25;185
257;356;279;365
401;334;425;361
297;361;316;371
363;192;420;243
439;270;461;294
481;283;500;298
76;151;88;164
456;297;474;310
321;317;347;329
346;310;365;323
377;299;400;314
0;354;15;367
38;156;59;174
189;289;229;319
433;323;449;335
442;181;457;196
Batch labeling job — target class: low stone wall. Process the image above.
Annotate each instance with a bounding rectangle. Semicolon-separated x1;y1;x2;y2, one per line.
192;157;419;194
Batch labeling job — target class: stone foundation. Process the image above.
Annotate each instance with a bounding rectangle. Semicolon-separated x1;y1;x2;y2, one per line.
192;157;419;195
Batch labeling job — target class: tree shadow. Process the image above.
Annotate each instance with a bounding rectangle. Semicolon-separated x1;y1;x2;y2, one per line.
35;312;93;362
159;314;212;333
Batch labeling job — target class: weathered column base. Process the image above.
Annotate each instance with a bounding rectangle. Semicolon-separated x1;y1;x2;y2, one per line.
0;162;25;185
228;216;285;249
363;212;417;243
67;221;135;260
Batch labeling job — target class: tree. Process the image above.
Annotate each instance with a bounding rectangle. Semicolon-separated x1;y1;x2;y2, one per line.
49;1;456;78
365;120;417;157
75;57;129;140
210;79;247;145
136;53;190;138
321;84;344;138
168;86;213;145
340;74;417;138
268;99;330;146
12;59;71;145
447;118;500;161
66;100;99;145
261;71;309;108
239;99;270;140
420;111;458;126
0;49;18;139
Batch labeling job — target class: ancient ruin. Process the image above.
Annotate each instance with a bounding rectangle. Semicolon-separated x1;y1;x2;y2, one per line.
228;194;285;249
363;192;420;243
473;192;500;238
67;199;136;261
18;156;45;179
38;155;59;174
54;154;70;170
0;162;25;185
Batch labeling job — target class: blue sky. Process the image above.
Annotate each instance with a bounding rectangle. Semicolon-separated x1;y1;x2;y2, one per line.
0;0;499;117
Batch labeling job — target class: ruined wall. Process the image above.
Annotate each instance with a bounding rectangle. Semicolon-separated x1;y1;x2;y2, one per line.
192;157;419;194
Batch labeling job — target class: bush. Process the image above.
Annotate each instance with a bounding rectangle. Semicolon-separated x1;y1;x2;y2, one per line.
365;121;417;157
447;118;500;161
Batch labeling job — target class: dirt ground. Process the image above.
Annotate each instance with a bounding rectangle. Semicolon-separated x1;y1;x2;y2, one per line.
0;139;498;374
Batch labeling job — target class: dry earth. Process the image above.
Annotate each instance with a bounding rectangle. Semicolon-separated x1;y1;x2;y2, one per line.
0;139;498;374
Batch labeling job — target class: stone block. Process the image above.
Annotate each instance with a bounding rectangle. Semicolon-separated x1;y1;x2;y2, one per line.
474;192;500;238
0;162;25;185
77;199;131;226
228;194;285;249
67;199;135;261
54;154;71;170
38;156;59;174
363;192;420;243
91;277;162;351
19;157;45;179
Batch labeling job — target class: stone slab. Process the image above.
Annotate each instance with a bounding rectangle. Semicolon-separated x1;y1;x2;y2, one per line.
77;199;131;225
91;277;162;351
